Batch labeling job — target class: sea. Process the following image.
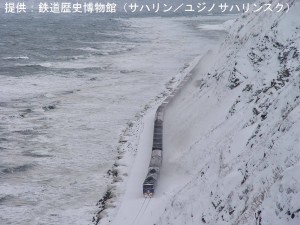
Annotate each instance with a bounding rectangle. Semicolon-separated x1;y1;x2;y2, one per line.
0;11;232;225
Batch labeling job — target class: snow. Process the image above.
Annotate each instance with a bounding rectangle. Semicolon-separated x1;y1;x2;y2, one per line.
197;19;235;31
98;0;300;225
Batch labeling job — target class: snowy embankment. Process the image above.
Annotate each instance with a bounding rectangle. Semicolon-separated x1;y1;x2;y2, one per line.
97;0;300;224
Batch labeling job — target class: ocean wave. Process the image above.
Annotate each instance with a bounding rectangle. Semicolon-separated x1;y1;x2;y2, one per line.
4;64;49;70
197;24;225;31
1;163;35;174
3;56;29;61
23;152;52;158
0;64;50;76
13;129;40;136
0;195;15;205
77;45;135;56
197;19;235;31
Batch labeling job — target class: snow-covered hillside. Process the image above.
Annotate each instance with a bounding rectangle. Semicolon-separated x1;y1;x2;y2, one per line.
159;0;300;224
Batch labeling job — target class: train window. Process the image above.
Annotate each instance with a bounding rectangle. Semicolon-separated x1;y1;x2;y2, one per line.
150;169;156;174
146;177;154;182
144;184;153;188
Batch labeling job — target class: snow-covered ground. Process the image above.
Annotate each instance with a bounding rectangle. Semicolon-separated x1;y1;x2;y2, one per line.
98;0;300;225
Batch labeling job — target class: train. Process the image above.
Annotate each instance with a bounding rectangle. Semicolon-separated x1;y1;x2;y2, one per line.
142;74;192;198
143;105;165;197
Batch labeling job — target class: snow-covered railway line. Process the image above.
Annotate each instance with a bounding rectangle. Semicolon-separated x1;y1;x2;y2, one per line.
142;55;202;197
109;55;203;225
131;198;152;225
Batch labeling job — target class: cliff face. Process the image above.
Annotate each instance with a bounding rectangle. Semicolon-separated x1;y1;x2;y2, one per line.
160;1;300;224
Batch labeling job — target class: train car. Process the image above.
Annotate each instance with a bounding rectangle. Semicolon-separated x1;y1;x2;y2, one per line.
142;69;193;197
143;150;163;197
150;150;162;168
143;115;164;197
143;172;158;197
143;85;176;197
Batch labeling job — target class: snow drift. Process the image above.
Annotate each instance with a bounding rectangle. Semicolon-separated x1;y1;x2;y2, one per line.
159;0;300;225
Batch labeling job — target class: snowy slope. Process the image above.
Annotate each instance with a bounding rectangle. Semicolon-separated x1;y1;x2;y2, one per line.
158;0;300;225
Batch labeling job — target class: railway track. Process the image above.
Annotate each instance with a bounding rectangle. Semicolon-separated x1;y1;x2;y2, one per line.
131;198;152;225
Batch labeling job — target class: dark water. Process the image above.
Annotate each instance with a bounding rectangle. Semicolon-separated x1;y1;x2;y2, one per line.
0;14;139;76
